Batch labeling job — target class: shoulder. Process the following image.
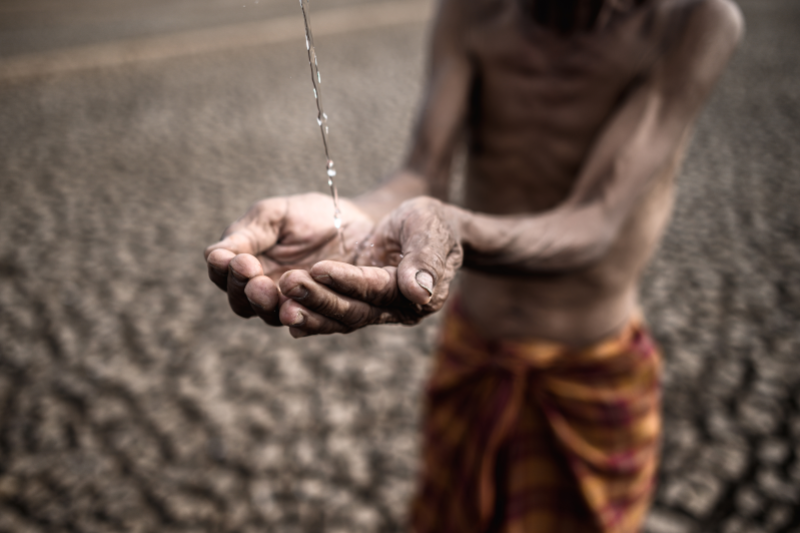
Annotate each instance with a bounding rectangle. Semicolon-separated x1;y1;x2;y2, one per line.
642;0;743;93
655;0;744;47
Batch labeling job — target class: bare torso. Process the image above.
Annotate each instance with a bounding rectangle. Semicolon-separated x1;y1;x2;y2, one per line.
458;0;684;344
208;0;740;342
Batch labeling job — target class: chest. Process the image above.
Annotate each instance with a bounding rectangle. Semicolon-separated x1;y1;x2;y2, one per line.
465;1;658;129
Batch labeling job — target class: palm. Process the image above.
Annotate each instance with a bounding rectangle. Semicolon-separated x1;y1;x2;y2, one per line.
234;193;374;280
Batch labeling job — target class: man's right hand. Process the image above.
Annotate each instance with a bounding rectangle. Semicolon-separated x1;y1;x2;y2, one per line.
204;192;374;325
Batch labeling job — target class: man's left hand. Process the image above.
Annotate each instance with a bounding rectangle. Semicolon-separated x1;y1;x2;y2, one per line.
277;197;463;337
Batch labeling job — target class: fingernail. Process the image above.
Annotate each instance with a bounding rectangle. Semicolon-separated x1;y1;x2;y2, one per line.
312;273;332;284
290;310;306;327
286;286;308;300
416;270;434;296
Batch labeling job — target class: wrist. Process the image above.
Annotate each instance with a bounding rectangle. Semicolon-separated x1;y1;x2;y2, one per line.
441;203;468;247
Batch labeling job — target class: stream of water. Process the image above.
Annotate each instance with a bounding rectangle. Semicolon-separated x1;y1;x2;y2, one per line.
299;0;345;252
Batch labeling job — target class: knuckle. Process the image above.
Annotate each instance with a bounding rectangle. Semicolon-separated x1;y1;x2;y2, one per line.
365;268;397;305
312;292;341;318
308;315;344;335
364;306;395;327
342;302;372;328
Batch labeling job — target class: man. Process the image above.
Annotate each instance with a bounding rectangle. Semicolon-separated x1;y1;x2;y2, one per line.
205;0;742;530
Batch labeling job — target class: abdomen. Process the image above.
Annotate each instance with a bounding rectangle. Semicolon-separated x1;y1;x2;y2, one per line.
457;168;677;344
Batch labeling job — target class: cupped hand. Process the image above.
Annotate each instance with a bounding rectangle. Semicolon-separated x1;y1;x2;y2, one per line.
204;192;374;324
277;197;464;337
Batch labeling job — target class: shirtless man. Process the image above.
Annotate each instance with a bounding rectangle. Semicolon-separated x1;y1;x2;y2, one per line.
205;0;742;530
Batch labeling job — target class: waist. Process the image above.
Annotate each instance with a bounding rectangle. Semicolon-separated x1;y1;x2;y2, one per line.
457;269;640;347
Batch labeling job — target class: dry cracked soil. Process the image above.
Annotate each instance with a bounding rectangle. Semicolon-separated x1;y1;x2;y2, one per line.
0;0;799;531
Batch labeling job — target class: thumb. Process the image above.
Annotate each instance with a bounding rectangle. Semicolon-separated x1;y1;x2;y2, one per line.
396;245;446;307
204;197;288;260
392;199;462;307
204;231;262;260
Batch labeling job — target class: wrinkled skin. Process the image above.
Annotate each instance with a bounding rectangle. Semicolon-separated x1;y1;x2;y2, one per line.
205;195;462;337
204;193;373;326
206;0;742;342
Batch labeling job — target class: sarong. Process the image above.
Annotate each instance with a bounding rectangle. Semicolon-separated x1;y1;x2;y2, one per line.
410;304;662;533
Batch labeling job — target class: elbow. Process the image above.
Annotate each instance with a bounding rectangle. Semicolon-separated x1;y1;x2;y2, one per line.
577;226;616;266
583;220;617;264
699;0;745;55
716;0;745;45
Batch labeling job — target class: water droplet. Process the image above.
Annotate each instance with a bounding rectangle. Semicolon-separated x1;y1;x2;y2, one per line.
300;0;345;249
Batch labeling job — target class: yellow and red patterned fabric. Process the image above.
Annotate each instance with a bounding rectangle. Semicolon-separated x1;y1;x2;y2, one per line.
410;304;662;533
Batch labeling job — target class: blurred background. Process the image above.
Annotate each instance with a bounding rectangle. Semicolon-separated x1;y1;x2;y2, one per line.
0;0;798;531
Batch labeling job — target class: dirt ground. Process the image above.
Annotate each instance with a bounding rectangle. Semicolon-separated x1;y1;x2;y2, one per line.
0;0;799;532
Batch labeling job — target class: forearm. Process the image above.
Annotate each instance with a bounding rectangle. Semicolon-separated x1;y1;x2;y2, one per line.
352;0;470;224
446;203;613;274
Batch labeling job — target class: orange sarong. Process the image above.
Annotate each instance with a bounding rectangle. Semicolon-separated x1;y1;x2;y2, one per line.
410;305;662;533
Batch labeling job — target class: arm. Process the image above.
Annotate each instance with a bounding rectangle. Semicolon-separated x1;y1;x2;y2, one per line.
274;0;743;336
352;0;473;221
204;0;472;329
449;0;743;272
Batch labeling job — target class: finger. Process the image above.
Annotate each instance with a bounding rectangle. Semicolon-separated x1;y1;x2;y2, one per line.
257;255;289;280
244;275;282;326
279;300;351;337
308;261;399;305
280;269;391;328
227;254;264;318
207;249;236;291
